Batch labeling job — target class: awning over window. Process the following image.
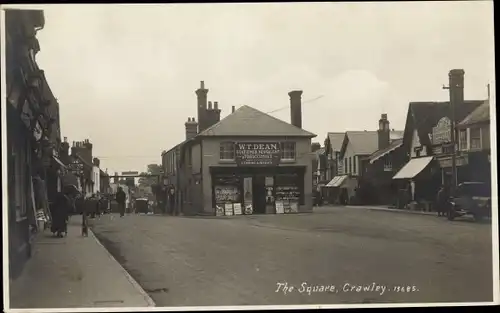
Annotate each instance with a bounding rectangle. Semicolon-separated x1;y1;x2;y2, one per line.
52;156;66;168
325;175;349;188
393;156;434;180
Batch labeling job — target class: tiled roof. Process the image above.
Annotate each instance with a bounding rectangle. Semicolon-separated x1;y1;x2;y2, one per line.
345;131;379;155
327;132;346;152
457;100;490;127
369;138;403;163
197;105;316;138
341;130;403;157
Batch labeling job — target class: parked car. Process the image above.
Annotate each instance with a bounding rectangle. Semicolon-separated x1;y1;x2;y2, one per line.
448;182;491;221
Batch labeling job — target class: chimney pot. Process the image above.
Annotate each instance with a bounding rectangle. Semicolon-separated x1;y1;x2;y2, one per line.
232;106;235;113
201;81;205;89
208;101;212;109
214;101;218;110
288;90;303;128
381;113;387;119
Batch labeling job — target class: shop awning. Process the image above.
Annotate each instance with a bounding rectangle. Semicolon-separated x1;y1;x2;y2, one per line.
325;175;348;188
52;156;66;168
392;156;434;180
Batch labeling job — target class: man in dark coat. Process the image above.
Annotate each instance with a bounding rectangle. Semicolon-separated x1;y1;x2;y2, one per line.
51;192;71;237
436;185;450;217
116;187;126;217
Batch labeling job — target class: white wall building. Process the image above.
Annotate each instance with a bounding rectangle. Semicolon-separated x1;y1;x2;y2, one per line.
92;165;100;194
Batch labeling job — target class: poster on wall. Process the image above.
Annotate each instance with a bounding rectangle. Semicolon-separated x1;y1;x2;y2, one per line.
224;203;234;216
233;203;242;215
243;177;253;214
214;185;239;204
275;201;284;214
245;204;253;215
215;205;225;216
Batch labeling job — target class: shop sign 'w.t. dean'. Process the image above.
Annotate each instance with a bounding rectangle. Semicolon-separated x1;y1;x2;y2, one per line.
235;142;281;166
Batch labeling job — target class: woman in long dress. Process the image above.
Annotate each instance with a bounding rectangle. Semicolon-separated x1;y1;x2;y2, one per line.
51;192;70;237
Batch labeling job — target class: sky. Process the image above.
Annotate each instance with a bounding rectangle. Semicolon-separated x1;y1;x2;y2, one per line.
22;2;495;174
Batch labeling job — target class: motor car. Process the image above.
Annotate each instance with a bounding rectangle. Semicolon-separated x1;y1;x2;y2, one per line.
448;182;491;221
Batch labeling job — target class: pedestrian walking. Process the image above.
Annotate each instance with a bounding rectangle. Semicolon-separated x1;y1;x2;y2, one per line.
51;191;70;238
116;187;126;217
168;188;176;215
436;185;450;217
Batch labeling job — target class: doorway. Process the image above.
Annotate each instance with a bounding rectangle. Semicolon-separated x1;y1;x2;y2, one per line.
252;175;266;214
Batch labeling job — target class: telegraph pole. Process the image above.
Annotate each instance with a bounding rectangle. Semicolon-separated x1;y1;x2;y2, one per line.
443;69;465;193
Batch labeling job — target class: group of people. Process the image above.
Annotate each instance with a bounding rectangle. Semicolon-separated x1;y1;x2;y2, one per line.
49;189;111;238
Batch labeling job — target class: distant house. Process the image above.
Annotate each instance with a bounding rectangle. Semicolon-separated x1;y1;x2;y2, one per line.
456;99;491;184
336;123;404;204
364;115;407;205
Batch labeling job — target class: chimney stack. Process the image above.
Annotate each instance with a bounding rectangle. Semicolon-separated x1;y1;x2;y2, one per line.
185;117;198;140
195;81;209;133
449;69;465;121
232;106;235;113
288;90;303;128
208;101;212;110
377;113;390;150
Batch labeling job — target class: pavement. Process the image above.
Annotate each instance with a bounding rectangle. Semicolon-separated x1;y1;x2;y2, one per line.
91;207;494;307
8;217;155;309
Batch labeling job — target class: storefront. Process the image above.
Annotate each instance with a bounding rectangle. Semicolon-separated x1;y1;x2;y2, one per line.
210;141;305;215
211;167;305;216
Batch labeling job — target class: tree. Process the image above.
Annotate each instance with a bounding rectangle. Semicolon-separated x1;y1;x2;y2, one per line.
138;164;163;187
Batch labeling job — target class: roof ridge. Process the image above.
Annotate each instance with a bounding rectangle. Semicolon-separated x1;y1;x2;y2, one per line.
197;104;316;137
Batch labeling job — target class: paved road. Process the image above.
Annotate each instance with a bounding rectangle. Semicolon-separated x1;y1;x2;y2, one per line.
91;206;493;306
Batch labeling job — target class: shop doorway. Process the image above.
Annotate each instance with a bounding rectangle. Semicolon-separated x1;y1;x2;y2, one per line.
252;175;266;214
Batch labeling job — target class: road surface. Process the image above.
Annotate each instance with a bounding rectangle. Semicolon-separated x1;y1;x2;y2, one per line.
91;206;493;306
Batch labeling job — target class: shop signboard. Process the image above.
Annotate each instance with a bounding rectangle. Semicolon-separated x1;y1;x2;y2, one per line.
235;142;281;166
233;203;242;215
438;155;469;168
432;117;452;145
224;203;234;216
68;158;84;176
275;201;284;214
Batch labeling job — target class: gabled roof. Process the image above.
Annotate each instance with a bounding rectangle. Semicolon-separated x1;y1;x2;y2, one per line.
345;131;379;155
197;105;316;138
327;132;346;152
369;138;403;164
401;100;484;154
457;100;490;128
340;130;403;158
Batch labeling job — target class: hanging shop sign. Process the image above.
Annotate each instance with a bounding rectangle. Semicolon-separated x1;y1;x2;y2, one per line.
432;117;452;145
68;158;84;176
235;142;281;166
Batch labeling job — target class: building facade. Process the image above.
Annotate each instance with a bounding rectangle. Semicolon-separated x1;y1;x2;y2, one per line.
333;126;403;205
456;99;491;185
393;71;484;208
5;9;66;279
162;82;316;216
